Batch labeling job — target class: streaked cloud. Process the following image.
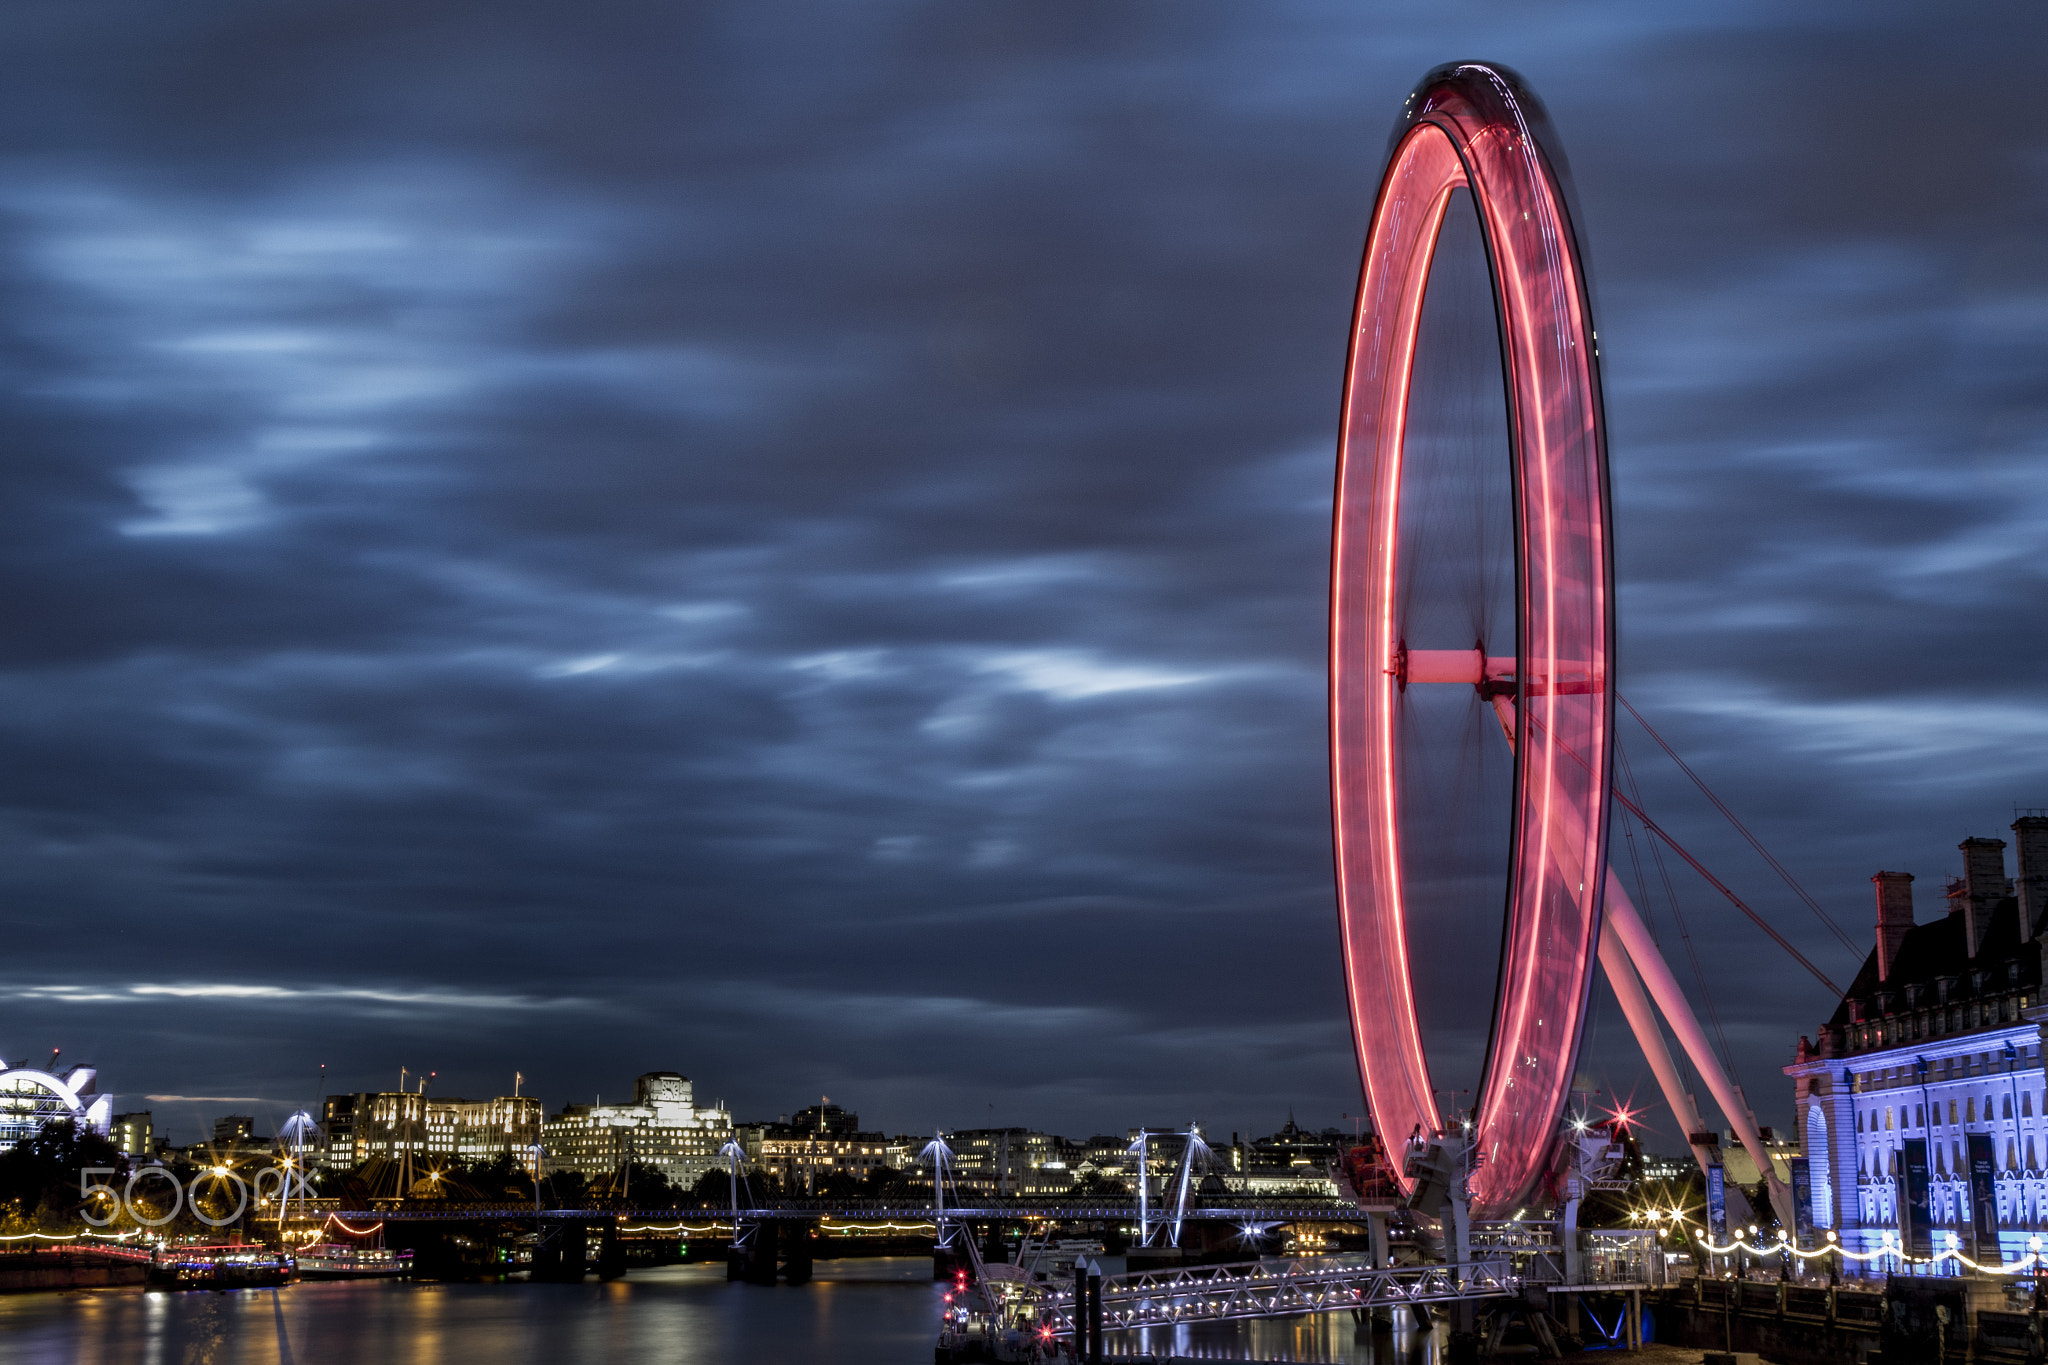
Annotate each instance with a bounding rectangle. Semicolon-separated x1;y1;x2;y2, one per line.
4;984;591;1011
975;650;1225;701
0;1;2037;1147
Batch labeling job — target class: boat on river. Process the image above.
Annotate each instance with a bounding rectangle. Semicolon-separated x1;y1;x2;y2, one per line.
147;1243;293;1289
296;1243;412;1280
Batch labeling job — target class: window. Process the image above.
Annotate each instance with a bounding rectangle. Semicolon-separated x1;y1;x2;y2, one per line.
1968;1099;1977;1123
2027;1093;2035;1119
1950;1099;1959;1125
1917;1105;1926;1127
1806;1105;1833;1228
2006;1096;2015;1120
1887;1107;1895;1131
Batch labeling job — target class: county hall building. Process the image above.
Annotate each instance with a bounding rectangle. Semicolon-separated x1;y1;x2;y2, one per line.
1786;816;2048;1267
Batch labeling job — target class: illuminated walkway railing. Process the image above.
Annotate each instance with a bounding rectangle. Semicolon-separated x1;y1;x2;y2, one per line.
1035;1255;1517;1336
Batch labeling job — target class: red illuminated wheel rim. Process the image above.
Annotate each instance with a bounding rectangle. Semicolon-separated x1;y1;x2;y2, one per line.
1330;63;1614;1214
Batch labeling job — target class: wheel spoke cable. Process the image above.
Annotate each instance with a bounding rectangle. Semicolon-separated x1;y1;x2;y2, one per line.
1619;693;1858;956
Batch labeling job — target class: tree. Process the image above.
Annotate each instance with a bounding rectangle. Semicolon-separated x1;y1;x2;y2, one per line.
588;1162;677;1206
540;1168;589;1210
859;1164;913;1199
1072;1172;1128;1200
690;1167;728;1203
0;1121;126;1230
812;1169;867;1200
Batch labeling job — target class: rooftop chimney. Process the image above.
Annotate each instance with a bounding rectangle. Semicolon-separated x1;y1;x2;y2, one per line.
1957;836;2010;959
2015;816;2048;943
1873;871;1915;981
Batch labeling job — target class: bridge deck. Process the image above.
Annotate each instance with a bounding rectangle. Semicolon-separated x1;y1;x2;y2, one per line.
320;1199;1374;1224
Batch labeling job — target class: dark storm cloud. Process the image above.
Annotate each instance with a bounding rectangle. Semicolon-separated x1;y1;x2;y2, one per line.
0;0;2041;1149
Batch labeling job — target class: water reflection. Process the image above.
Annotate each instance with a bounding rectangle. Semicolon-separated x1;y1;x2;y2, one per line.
1114;1309;1447;1363
0;1259;945;1365
0;1259;1449;1365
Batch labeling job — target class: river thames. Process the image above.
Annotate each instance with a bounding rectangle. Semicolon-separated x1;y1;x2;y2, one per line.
0;1258;1444;1364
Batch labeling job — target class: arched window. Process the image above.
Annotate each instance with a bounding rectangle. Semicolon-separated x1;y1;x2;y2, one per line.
1806;1105;1833;1228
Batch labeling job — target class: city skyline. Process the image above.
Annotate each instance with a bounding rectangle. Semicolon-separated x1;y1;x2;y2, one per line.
0;4;2045;1157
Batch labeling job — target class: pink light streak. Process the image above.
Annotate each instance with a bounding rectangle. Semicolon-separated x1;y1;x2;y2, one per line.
1330;63;1613;1215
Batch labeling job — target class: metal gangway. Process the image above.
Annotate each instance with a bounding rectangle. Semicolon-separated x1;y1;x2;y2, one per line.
1032;1254;1516;1336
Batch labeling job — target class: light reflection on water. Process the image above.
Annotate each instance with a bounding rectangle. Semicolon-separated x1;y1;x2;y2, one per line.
0;1258;1447;1365
1111;1310;1446;1363
0;1260;941;1365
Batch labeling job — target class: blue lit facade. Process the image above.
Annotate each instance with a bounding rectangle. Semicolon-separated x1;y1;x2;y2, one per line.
1786;819;2048;1270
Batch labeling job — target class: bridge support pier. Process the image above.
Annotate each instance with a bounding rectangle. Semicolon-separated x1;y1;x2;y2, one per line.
596;1221;625;1281
780;1220;814;1286
727;1222;777;1284
1085;1261;1103;1365
531;1221;588;1283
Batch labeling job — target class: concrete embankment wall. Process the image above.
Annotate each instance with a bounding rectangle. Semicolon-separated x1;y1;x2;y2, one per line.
0;1252;148;1293
1654;1274;2043;1365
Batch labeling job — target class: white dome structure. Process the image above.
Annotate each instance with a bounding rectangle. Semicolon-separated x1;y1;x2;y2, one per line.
0;1059;112;1152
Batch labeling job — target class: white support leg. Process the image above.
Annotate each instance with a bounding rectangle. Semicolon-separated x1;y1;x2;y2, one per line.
1598;919;1718;1177
1484;691;1794;1231
1604;871;1795;1230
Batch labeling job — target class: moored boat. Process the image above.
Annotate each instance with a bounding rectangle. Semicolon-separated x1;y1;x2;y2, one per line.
296;1243;413;1280
148;1244;294;1289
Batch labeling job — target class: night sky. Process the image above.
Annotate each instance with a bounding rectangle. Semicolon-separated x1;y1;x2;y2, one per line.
1;3;2045;1153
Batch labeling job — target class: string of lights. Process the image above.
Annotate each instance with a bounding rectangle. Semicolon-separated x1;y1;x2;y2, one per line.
323;1215;386;1236
616;1220;940;1235
1697;1230;2048;1275
0;1229;142;1242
